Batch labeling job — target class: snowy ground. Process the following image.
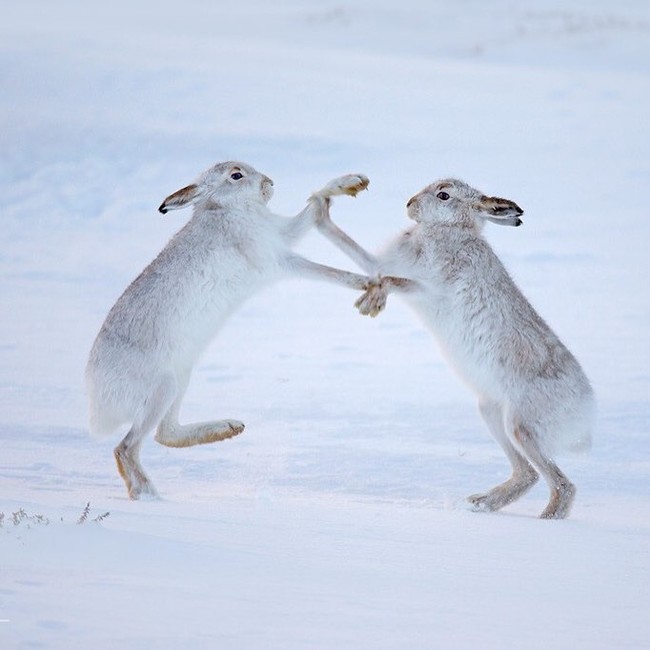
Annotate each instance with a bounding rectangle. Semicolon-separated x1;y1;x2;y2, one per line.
2;1;649;648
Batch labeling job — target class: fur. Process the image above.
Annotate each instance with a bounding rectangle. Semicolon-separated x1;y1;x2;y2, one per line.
316;178;594;519
86;162;371;498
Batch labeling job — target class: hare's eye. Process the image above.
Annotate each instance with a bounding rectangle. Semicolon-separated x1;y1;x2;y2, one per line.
230;172;244;181
437;191;450;201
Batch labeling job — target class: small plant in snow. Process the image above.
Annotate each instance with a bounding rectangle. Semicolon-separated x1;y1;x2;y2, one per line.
12;509;26;525
1;504;109;530
77;502;110;525
0;508;50;528
77;502;91;524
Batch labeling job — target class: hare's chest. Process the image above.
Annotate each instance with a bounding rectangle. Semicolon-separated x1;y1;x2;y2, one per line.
379;232;423;277
203;224;284;282
382;233;449;286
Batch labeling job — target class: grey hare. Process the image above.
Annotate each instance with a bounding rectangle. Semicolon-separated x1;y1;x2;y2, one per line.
315;178;594;519
86;162;373;499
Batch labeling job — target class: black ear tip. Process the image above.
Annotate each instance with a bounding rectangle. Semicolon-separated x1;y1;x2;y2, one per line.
158;204;167;214
515;218;523;226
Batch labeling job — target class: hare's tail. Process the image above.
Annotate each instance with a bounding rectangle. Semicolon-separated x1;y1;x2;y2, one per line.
87;401;125;438
541;390;595;456
86;368;131;438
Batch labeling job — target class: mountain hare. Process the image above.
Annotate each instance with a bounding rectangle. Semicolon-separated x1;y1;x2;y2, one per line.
316;178;594;519
86;162;373;499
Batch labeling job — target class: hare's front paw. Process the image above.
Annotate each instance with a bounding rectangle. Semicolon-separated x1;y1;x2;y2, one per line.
321;174;369;198
355;283;387;317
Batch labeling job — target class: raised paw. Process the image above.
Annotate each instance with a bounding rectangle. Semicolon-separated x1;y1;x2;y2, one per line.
355;284;387;317
205;419;245;443
154;419;245;448
319;174;369;198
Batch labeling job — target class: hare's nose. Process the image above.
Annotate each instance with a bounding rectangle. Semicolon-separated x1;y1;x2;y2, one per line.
407;196;416;208
263;175;273;186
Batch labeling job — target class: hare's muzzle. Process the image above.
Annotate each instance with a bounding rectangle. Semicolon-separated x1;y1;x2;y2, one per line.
261;176;274;202
406;194;422;221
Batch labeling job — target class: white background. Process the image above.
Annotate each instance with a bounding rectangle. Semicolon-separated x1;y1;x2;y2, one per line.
1;1;649;648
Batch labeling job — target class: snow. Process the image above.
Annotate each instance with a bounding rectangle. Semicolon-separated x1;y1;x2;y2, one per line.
1;0;649;648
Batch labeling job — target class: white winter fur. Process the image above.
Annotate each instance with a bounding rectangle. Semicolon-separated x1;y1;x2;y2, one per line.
86;161;372;499
316;179;594;519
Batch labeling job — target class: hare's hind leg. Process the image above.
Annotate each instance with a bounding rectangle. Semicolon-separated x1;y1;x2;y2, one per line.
155;417;244;448
154;372;244;448
468;401;539;513
115;428;159;500
115;376;177;500
514;425;576;519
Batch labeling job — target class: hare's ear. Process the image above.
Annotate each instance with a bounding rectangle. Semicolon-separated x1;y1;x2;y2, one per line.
477;195;524;227
158;184;201;214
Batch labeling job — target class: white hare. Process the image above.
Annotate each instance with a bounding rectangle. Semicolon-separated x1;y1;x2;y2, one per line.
316;178;594;519
86;161;372;499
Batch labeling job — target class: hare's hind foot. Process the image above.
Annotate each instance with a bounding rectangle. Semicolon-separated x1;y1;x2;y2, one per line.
114;443;159;501
467;469;539;513
320;174;369;198
155;419;244;448
539;481;576;520
512;424;576;519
